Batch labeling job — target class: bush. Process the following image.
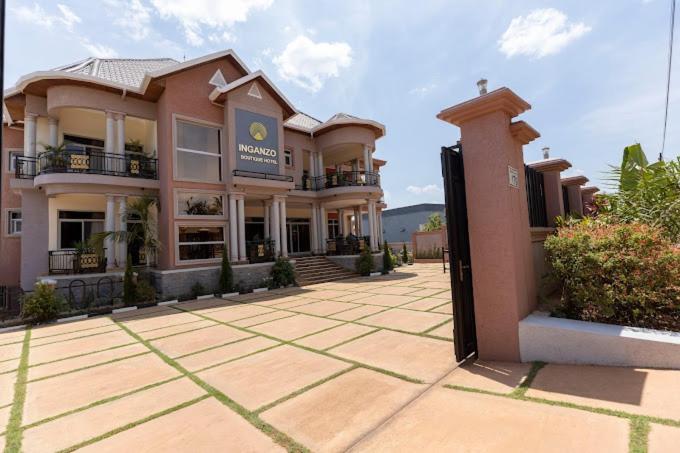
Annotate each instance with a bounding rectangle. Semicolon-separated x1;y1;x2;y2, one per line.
22;283;65;324
219;248;234;293
123;255;136;306
415;246;442;259
402;244;409;264
545;220;680;331
382;241;394;274
391;253;399;268
271;257;296;288
135;279;156;303
356;247;374;276
190;282;206;299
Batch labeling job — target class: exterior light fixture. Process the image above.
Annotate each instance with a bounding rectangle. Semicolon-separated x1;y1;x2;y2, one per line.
542;147;550;159
476;78;488;95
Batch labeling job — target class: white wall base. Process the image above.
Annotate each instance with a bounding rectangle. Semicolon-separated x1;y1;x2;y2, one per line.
519;312;680;369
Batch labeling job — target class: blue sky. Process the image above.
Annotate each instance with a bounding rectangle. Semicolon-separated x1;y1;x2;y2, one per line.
5;0;679;208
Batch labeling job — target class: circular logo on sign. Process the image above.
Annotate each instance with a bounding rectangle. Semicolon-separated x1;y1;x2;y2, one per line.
249;122;267;141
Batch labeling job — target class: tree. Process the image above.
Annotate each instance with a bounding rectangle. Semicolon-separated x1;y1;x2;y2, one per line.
219;247;234;293
123;254;136;306
402;243;409;264
421;212;445;232
382;240;393;273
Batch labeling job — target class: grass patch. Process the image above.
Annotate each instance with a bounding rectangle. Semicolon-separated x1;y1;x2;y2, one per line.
3;328;31;453
629;418;650;453
510;361;545;398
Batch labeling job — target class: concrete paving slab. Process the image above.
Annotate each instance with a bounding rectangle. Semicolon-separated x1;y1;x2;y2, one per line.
137;319;216;340
231;311;295;327
250;314;343;341
0;330;27;345
120;309;203;332
253;295;307;306
110;305;169;321
330;292;374;302
418;280;451;289
443;360;532;393
0;358;19;373
30;325;121;347
330;330;455;382
404;288;449;298
426;321;454;340
198;304;274;323
77;398;284;453
300;289;350;300
329;305;387;321
0;372;15;407
151;324;252;358
30;317;115;339
268;298;320;309
294;324;376;350
360;294;421;307
23;354;179;425
196;345;350;410
367;286;421;296
350;387;629;453
358;309;451;333
262;368;424;453
176;298;237;312
0;342;22;361
21;378;205;453
28;329;133;365
291;300;360;317
649;424;680;453
177;336;280;372
430;289;452;300
527;364;680;420
431;303;453;314
28;343;149;381
400;298;449;311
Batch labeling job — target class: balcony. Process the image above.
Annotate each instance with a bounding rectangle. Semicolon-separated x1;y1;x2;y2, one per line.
326;235;371;255
16;149;158;180
297;171;381;191
48;249;107;275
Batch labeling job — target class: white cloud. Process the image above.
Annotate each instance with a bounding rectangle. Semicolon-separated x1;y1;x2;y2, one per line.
208;31;236;44
12;3;81;31
406;184;443;195
150;0;273;46
409;83;437;97
79;39;119;58
273;35;352;92
105;0;152;41
499;8;591;59
56;4;81;31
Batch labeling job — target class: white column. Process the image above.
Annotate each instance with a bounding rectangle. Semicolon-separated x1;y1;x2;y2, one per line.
377;210;383;245
271;199;281;256
309;152;317;178
105;196;116;269
116;114;126;155
24;114;37;158
48;117;59;147
237;197;246;261
310;203;319;253
338;209;345;236
105;112;116;154
319;204;327;252
117;196;127;268
363;146;370;174
263;202;271;239
317;152;324;177
279;198;288;257
367;200;377;251
229;196;238;262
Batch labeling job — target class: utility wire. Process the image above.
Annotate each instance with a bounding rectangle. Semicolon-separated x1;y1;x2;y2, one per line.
661;0;676;162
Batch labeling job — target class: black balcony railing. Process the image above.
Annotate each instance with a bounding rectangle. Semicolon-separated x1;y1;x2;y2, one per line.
524;164;548;227
246;239;276;263
326;235;371;255
49;249;107;275
297;171;381;191
233;170;293;182
16;150;158;180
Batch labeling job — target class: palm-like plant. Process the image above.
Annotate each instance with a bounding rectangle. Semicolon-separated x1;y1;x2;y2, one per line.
89;195;161;268
42;143;68;169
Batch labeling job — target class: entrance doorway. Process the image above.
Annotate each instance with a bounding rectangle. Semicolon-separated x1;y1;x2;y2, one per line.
288;219;311;254
441;143;477;362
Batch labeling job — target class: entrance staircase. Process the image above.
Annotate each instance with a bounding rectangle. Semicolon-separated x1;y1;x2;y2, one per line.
294;255;359;286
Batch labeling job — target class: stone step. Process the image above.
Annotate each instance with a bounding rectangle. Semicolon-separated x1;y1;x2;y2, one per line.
294;255;359;286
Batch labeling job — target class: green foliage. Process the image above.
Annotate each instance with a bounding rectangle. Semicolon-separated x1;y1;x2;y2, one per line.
135;279;156;303
356;247;374;276
123;255;136;306
402;243;409;264
545;220;680;331
190;282;206;299
415;246;443;259
22;283;65;323
271;257;296;288
599;144;680;242
391;253;399;268
421;212;445;232
382;241;394;273
219;248;234;293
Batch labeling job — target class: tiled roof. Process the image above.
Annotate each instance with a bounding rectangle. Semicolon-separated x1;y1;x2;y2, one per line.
54;57;179;88
327;112;360;121
284;111;322;131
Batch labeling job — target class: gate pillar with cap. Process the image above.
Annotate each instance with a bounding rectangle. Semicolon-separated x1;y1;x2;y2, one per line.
437;87;539;362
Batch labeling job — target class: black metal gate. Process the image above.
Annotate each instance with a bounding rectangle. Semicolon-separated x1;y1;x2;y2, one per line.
441;144;477;362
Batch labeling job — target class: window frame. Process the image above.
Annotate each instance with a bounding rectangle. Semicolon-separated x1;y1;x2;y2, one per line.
172;115;223;183
327;218;339;239
284;148;294;167
6;149;23;173
57;210;105;250
6;209;21;237
174;189;227;220
174;221;227;265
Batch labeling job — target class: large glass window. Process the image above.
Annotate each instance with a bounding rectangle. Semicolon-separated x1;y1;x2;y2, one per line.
58;211;104;249
328;219;339;239
176;120;221;181
177;192;224;216
7;210;21;235
178;226;225;261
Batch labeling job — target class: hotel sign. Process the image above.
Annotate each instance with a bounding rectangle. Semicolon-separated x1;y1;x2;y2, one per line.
235;109;279;174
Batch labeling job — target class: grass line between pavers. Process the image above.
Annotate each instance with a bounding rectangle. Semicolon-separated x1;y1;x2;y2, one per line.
426;301;453;312
3;329;31;453
254;365;358;415
629;418;650;453
55;395;211;453
22;376;183;430
192;343;286;374
142;323;220;342
420;318;454;335
172;305;425;385
0;323;112;347
27;351;152;383
237;313;298;329
27;326;122;349
321;328;382;352
114;321;311;453
172;335;258;360
27;342;139;368
510;361;545;398
132;317;211;335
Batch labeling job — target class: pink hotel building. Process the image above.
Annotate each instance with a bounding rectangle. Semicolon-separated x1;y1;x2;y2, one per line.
0;49;387;294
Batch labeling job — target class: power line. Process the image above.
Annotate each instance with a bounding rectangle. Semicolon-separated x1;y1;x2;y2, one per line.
661;0;676;162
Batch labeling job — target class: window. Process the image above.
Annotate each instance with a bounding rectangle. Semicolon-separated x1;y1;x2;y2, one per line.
328;219;339;239
178;226;225;261
7;210;21;235
58;211;104;249
63;135;105;153
176;120;221;181
7;150;22;173
284;149;293;167
177;192;224;216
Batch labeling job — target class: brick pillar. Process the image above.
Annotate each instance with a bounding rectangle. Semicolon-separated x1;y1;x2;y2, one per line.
437;87;539;361
528;158;572;226
561;176;589;216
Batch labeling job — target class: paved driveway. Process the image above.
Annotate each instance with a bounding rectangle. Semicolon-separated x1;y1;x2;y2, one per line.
1;264;678;452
